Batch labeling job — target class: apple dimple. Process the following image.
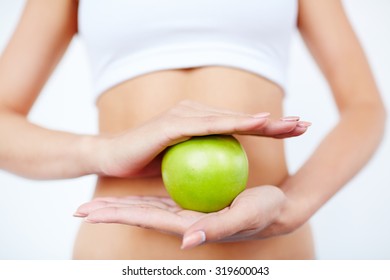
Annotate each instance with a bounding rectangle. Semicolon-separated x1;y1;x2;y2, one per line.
161;135;249;213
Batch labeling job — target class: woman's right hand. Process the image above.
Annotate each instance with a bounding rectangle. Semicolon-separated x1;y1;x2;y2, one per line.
93;100;310;178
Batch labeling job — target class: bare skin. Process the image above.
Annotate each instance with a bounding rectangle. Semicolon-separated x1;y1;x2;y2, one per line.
0;0;386;259
73;67;315;259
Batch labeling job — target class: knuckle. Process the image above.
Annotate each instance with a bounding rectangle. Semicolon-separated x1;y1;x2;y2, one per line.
202;115;219;134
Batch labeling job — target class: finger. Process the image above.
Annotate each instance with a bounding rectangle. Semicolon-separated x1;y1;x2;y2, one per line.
74;196;178;217
93;195;177;206
179;116;308;139
192;114;271;135
273;121;311;139
159;101;311;149
253;119;298;135
160;100;271;140
180;207;257;249
182;101;309;138
181;186;285;249
74;201;109;217
182;194;263;249
164;114;270;144
84;205;189;235
74;201;135;217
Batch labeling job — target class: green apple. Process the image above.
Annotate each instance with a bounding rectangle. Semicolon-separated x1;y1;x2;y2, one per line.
161;135;248;213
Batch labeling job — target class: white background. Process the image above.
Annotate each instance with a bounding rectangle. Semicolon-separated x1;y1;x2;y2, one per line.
0;0;389;259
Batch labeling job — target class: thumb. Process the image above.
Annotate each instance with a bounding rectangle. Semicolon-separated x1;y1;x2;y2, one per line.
180;206;255;249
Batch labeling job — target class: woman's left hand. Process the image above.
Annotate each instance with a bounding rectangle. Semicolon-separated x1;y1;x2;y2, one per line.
74;185;291;249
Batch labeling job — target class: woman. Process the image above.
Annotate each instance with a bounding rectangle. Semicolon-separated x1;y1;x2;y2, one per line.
0;0;386;259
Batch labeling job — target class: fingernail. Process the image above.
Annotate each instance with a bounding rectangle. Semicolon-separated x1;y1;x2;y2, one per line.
297;121;312;128
73;212;86;218
253;112;270;118
281;116;300;122
181;230;206;250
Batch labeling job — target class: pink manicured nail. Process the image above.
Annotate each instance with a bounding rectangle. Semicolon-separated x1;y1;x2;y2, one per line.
297;121;312;128
73;212;86;218
280;116;300;121
253;112;270;118
181;231;206;250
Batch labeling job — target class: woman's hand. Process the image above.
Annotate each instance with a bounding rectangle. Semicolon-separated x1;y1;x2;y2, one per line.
74;185;293;249
94;100;310;178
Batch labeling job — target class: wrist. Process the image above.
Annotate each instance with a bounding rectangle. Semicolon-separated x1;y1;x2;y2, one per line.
275;181;315;235
274;195;306;235
77;135;110;176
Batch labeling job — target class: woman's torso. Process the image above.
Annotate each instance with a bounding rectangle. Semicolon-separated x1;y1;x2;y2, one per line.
72;66;315;259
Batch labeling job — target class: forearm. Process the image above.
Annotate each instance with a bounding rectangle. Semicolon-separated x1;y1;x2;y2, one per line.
0;110;102;179
280;102;386;230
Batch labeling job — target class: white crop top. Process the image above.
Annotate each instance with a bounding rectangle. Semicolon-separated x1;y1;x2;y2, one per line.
78;0;298;99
